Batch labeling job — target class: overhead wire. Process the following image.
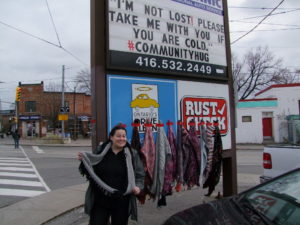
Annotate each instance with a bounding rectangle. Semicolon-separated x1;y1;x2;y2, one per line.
45;0;62;48
229;6;299;10
44;0;88;66
0;20;88;66
231;0;285;45
231;27;300;33
0;2;88;66
0;20;61;48
230;20;300;28
230;8;300;22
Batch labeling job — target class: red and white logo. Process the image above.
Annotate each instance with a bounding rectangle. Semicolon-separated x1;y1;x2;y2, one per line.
181;96;228;135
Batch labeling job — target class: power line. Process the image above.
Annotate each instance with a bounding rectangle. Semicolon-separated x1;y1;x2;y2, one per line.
0;20;61;48
61;47;89;66
229;6;300;10
45;0;62;47
230;8;300;22
230;20;300;28
231;0;285;45
0;20;88;66
0;101;15;105
231;27;300;33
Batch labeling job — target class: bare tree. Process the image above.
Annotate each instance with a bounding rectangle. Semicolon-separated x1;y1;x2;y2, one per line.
75;68;91;94
233;46;283;100
272;68;300;84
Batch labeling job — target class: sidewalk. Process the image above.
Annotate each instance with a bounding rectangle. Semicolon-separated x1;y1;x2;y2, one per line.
0;183;87;225
0;174;260;225
0;136;264;150
0;181;219;225
0;136;92;147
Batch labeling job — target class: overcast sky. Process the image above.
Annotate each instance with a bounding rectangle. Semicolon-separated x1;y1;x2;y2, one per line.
0;0;299;110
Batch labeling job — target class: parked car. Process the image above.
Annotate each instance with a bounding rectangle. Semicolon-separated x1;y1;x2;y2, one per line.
260;145;300;183
163;168;300;225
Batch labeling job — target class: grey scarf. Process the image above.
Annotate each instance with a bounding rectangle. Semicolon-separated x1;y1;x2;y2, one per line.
81;142;136;195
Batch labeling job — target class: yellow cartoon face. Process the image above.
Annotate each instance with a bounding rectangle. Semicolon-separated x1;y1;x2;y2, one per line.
131;94;159;108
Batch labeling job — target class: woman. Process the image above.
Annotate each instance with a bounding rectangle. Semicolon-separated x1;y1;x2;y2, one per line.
78;125;145;225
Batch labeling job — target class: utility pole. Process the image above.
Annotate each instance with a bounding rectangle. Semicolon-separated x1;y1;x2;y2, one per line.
61;65;65;138
73;85;77;140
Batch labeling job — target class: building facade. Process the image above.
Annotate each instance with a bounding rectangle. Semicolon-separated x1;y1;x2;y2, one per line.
236;83;300;144
17;82;91;138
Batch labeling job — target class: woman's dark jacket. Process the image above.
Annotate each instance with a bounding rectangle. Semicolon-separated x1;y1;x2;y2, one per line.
79;141;145;221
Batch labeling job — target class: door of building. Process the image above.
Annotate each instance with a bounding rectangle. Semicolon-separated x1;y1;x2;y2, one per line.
262;118;273;138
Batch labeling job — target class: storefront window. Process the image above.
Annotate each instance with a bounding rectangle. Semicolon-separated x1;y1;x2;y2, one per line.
25;101;36;112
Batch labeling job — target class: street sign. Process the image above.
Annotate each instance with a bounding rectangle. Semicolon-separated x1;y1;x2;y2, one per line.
58;114;68;121
60;106;70;113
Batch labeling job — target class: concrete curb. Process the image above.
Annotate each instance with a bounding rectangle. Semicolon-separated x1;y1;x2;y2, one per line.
236;144;264;150
0;183;87;225
0;138;92;148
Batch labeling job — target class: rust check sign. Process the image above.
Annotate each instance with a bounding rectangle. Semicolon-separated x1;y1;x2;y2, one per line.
181;96;228;135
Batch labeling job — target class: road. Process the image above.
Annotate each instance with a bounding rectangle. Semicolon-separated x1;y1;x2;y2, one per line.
236;149;263;192
0;143;263;209
0;144;90;208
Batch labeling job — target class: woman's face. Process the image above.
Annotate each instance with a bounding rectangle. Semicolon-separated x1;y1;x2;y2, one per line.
110;129;127;149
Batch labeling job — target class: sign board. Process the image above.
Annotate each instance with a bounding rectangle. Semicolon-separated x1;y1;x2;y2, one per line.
108;0;227;78
60;106;70;113
181;96;228;135
178;80;231;149
107;74;177;139
131;84;159;127
58;114;68;121
19;115;41;120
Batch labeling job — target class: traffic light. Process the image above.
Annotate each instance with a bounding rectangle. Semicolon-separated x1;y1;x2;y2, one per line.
16;87;22;101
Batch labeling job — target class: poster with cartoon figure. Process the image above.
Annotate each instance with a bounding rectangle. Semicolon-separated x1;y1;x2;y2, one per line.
131;84;159;132
107;74;177;140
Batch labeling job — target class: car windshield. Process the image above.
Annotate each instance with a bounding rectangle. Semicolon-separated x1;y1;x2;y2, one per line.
239;169;300;225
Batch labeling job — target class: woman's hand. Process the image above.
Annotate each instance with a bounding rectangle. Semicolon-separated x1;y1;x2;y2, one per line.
132;186;141;195
77;152;83;161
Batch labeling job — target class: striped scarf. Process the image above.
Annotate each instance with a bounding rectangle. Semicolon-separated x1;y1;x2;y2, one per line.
80;142;136;196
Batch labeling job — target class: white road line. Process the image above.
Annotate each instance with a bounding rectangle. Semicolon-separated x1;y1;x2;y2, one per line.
32;146;45;154
0;188;46;197
0;179;44;187
0;163;31;167
0;172;37;178
0;158;27;161
20;146;51;192
0;167;34;172
0;160;29;164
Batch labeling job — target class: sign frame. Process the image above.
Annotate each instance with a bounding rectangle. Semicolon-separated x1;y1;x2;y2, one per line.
106;0;228;81
91;0;237;196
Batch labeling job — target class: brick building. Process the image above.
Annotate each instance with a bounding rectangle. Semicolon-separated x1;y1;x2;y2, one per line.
17;82;91;137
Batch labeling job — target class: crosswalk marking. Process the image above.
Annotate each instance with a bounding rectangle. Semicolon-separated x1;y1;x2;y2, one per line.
32;146;44;154
0;145;51;199
0;188;46;197
0;167;34;172
0;172;38;178
0;179;44;187
0;163;31;167
0;158;28;161
19;146;51;192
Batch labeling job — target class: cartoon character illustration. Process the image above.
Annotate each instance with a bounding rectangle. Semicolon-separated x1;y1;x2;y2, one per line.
131;93;160;108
